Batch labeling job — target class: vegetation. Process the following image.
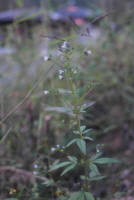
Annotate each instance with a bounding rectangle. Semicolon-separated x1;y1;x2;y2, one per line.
0;0;134;199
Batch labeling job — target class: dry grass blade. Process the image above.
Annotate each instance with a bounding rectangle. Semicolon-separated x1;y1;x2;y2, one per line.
91;10;116;24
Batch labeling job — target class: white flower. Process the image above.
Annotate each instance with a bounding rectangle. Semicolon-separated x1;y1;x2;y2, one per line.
87;50;92;54
62;41;67;49
59;70;64;74
59;75;63;79
74;70;77;73
51;147;56;152
44;90;49;94
56;144;60;147
34;164;38;168
44;56;49;61
84;49;92;56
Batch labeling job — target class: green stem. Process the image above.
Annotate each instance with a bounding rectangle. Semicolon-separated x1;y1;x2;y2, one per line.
84;157;89;191
65;51;89;191
81;88;92;105
75;114;82;137
58;94;73;112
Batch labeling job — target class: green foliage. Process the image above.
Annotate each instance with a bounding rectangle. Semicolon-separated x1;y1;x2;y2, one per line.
93;158;121;164
1;6;133;198
113;191;127;198
76;139;86;155
49;156;77;176
49;161;73;172
84;192;95;200
61;163;76;176
89;163;100;175
68;191;94;200
66;139;78;147
90;153;102;161
42;179;54;186
90;176;107;181
68;191;84;200
42;41;121;199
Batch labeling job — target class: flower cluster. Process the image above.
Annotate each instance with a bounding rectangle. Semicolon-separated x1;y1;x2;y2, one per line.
51;144;65;152
44;89;58;95
69;120;77;129
44;54;52;61
60;41;71;52
84;50;92;56
9;188;16;194
86;82;99;88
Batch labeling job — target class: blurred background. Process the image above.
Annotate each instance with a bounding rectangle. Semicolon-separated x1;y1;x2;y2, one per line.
0;0;134;199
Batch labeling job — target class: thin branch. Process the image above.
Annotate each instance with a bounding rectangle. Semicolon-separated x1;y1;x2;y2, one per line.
69;16;80;30
91;10;116;24
0;126;13;143
0;56;60;125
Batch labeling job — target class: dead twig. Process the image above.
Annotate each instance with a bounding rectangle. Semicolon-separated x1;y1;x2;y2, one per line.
91;10;116;24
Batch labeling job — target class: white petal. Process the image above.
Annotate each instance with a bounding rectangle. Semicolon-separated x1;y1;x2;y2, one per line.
44;56;49;61
59;70;64;74
62;41;67;48
87;50;92;54
44;91;48;94
59;75;63;79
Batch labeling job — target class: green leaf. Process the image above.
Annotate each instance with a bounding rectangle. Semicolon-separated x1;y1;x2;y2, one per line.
73;131;79;134
90;153;102;161
45;106;72;113
49;161;72;171
51;159;60;167
66;139;78;147
68;156;77;163
80;126;86;132
42;179;54;186
80;175;89;181
77;139;86;155
15;11;43;23
61;163;76;176
93;158;121;164
113;191;127;197
89;171;97;178
89;164;100;175
84;192;95;200
90;176;107;181
82;129;92;134
83;136;94;141
72;83;77;91
69;191;84;200
80;102;95;112
58;88;72;94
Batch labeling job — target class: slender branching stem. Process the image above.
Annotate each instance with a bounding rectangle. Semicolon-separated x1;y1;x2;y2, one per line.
0;56;61;125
